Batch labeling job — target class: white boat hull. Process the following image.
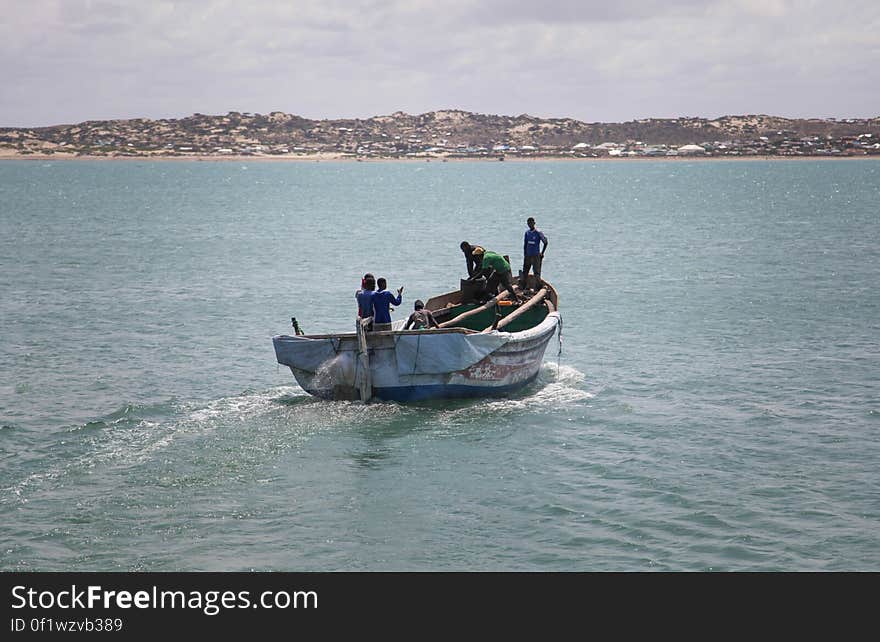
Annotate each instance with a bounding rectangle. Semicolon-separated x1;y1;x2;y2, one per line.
273;312;560;402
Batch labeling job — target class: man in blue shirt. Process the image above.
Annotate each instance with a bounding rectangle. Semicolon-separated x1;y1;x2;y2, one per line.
520;216;548;289
371;277;404;331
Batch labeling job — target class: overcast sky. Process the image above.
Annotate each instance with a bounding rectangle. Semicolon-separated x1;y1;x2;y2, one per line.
1;0;878;127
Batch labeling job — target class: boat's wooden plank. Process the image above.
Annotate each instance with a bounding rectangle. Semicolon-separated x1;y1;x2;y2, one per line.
294;327;477;340
356;316;372;401
424;289;462;312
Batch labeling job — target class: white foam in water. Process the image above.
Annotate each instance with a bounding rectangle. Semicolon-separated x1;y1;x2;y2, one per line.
430;363;594;425
2;387;313;503
3;368;590;504
2;414;167;503
533;362;594;404
179;385;410;447
486;362;594;410
186;386;304;423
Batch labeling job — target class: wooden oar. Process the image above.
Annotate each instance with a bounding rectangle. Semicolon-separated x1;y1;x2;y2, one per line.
438;291;511;328
482;288;547;333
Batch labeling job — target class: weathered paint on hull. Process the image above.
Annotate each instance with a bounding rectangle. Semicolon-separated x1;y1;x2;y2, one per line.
372;371;541;402
301;360;543;401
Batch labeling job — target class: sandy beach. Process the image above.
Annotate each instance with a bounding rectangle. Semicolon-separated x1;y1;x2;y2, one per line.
1;149;876;163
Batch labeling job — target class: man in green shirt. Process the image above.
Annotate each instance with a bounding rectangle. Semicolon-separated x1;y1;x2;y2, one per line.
471;247;518;301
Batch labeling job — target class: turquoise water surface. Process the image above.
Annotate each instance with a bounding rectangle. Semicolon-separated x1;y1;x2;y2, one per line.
1;158;878;571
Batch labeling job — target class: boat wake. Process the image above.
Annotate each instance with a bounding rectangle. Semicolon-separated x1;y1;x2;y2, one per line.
2;363;593;504
533;362;594;402
1;386;361;504
477;362;593;413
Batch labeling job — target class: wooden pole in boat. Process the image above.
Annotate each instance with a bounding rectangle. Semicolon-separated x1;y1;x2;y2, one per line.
356;316;372;402
483;287;547;333
438;291;511;329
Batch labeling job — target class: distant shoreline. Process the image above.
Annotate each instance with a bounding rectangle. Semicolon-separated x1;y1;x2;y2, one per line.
5;111;877;163
1;151;877;163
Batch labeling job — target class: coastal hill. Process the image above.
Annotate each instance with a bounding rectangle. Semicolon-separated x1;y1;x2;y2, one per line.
2;110;879;158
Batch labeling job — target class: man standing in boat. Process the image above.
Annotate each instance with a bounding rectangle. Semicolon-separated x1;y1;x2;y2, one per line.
520;216;548;290
371;277;403;331
356;273;376;330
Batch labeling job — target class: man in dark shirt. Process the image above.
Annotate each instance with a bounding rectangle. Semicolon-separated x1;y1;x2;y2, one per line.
460;241;485;277
404;299;439;330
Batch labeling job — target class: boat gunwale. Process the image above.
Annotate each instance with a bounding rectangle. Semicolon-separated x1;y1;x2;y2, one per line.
273;310;559;344
274;326;479;341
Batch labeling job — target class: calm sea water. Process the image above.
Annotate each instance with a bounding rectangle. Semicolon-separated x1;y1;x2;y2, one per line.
1;158;878;571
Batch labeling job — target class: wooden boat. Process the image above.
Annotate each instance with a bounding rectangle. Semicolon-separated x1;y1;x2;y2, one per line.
272;275;560;402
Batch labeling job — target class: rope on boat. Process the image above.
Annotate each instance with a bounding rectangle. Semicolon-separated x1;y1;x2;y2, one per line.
556;313;563;377
396;332;424;376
